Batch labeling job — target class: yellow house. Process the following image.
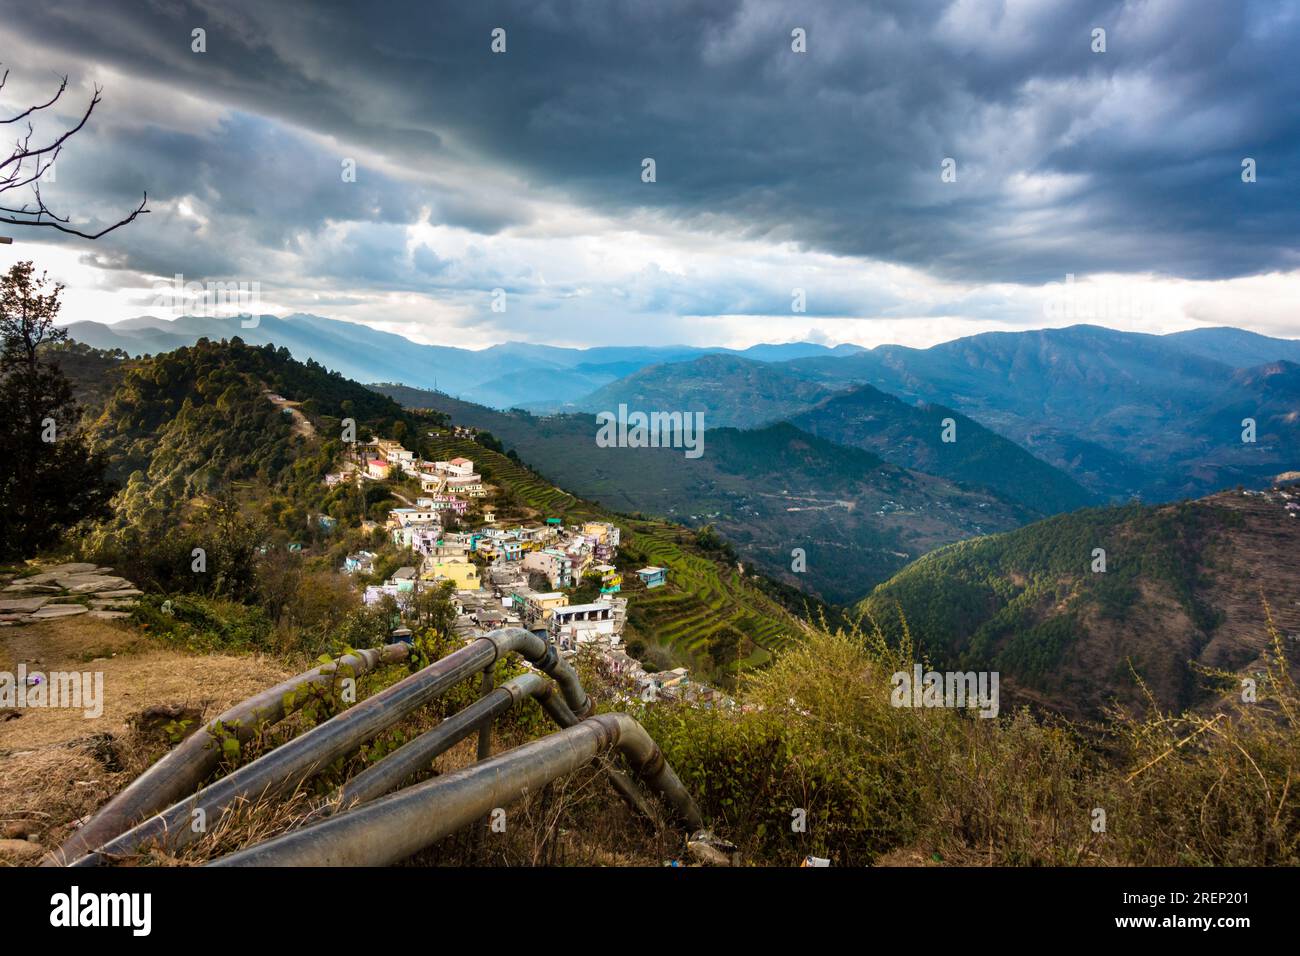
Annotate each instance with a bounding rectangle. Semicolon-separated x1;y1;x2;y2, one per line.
531;591;569;618
511;590;569;624
423;559;480;590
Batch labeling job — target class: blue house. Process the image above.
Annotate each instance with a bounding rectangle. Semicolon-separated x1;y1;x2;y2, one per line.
636;566;667;589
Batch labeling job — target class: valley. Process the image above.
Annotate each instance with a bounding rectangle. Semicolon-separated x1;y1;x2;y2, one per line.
374;386;1031;603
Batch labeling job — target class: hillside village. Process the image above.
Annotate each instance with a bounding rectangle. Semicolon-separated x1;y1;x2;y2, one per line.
330;434;726;707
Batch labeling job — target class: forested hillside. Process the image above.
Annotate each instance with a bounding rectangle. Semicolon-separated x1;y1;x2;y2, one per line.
66;338;433;593
572;353;841;427
782;325;1300;501
790;383;1097;516
857;488;1300;718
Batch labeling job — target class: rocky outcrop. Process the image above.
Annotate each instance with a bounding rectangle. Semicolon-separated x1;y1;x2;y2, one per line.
0;564;141;626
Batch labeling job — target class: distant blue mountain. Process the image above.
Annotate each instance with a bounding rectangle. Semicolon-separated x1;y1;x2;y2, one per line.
60;312;850;408
63;312;1298;503
770;324;1300;500
558;323;1300;502
1161;327;1300;367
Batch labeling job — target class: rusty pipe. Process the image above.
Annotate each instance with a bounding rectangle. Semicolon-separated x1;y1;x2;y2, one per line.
67;628;589;865
45;643;409;865
210;713;702;866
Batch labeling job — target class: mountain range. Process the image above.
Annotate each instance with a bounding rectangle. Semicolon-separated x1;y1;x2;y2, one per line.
63;313;859;409
67;315;1298;507
48;334;1300;718
65;313;1298;602
372;384;1072;603
775;325;1300;501
562;326;1300;503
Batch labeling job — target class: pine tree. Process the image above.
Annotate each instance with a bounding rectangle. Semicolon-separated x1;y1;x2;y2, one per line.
0;261;114;559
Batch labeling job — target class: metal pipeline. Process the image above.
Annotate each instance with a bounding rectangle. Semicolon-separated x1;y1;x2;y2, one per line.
334;672;555;808
335;670;655;822
67;628;591;865
44;643;409;866
209;713;703;866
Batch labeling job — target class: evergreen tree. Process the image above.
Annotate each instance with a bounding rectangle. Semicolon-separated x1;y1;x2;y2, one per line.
0;261;113;559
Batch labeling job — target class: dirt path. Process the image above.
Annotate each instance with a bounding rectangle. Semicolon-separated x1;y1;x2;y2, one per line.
0;616;293;864
263;389;316;439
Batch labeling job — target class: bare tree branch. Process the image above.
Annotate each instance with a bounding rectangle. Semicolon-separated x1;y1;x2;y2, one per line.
0;67;148;240
0;191;148;240
1;73;67;125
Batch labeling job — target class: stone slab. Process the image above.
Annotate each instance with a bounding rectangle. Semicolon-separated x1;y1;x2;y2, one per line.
0;597;50;613
27;605;89;620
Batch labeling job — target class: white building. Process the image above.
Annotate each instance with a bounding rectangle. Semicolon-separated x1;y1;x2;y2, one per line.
435;457;475;478
549;602;618;651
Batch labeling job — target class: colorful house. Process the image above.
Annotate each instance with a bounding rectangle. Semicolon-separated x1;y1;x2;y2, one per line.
423;559;480;590
549;602;618;650
511;589;569;627
596;564;622;594
429;495;469;516
434;457;475;478
343;550;376;575
523;548;574;589
636;566;667;589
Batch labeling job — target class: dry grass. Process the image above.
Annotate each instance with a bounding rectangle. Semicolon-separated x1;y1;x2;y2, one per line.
0;615;294;860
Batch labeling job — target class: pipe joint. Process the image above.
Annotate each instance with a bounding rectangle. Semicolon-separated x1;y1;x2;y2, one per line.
534;643;559;672
635;744;666;779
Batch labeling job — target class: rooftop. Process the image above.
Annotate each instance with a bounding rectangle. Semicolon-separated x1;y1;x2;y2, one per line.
553;602;614;616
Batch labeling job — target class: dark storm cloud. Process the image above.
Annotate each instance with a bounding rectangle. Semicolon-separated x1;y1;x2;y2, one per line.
4;0;1298;285
19;106;433;279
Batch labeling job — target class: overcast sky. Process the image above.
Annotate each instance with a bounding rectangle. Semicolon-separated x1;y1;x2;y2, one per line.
1;0;1297;349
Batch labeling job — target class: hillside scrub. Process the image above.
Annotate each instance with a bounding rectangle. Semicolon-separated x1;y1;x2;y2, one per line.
633;614;1300;866
74;337;437;566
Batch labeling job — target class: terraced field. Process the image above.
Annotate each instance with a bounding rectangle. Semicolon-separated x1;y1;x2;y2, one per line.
421;430;807;673
620;522;802;664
